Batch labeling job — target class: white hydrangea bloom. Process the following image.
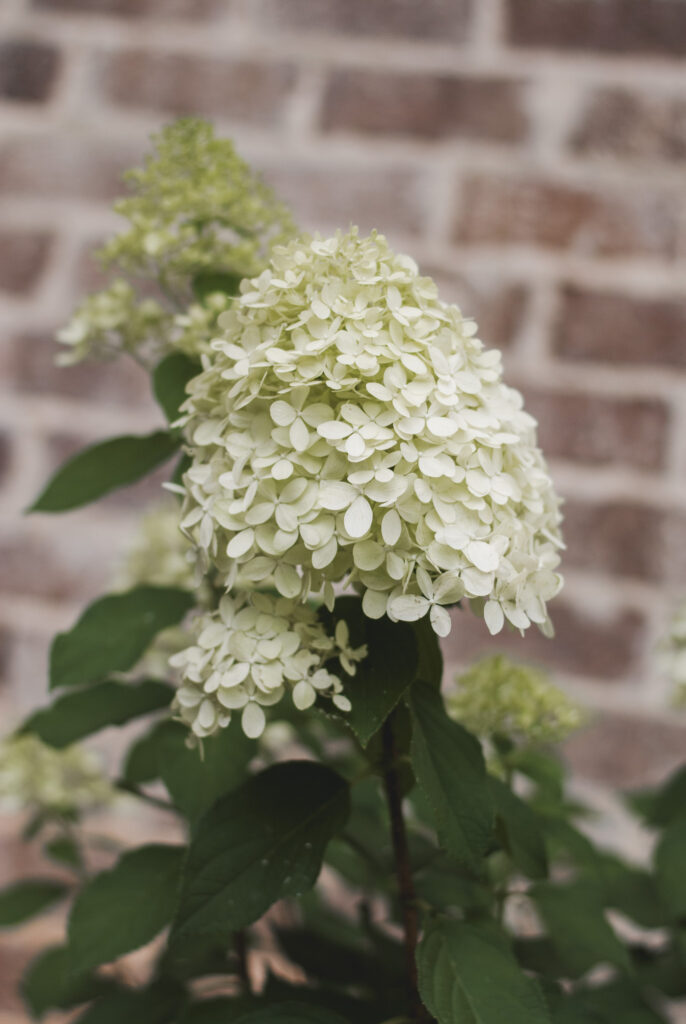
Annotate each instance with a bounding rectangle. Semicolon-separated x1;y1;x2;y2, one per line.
0;735;113;814
180;228;563;637
169;590;366;739
660;597;686;706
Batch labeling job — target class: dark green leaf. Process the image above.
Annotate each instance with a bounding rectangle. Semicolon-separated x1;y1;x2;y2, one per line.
627;765;686;828
409;681;494;870
506;748;565;802
29;432;179;513
44;836;82;870
22;678;173;748
0;879;68;926
322;597;418;746
490;777;548;879
417;918;551;1024
153;352;200;424
73;980;184;1024
532;880;631;978
415;856;493;913
276;927;400;989
68;844;185;974
21;945;115;1019
655;815;686;920
412;615;443;687
168;761;349;961
552;980;667;1024
177;997;260;1023
192;270;243;302
123;718;254;822
50;586;194;689
595;856;666;929
234;1005;350;1024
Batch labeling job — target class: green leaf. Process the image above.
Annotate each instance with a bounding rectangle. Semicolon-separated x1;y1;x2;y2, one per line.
21;945;115;1019
29;431;179;513
532;880;631;978
552;980;667;1024
73;980;184;1024
22;678;173;748
0;879;68;926
192;269;243;302
595;856;666;929
153;352;200;423
417;919;551;1024
655;815;686;920
234;1005;351;1024
177;998;260;1024
124;718;254;822
415;855;493;913
490;777;548;879
44;836;83;870
628;765;686;828
409;681;494;870
168;761;349;961
322;597;418;746
50;586;194;689
412;615;443;687
68;844;185;975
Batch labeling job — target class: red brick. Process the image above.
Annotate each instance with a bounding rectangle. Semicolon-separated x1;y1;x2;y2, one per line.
260;161;428;238
564;713;686;787
562;500;661;582
571;88;686;162
321;71;527;144
32;0;226;16
455;174;677;259
0;626;11;683
522;387;670;471
0;41;60;104
255;0;472;41
0;433;11;488
6;330;153;409
505;0;686;57
423;269;528;349
554;286;686;368
0;231;52;295
0;531;114;603
443;599;645;681
99;52;296;125
0;137;141;202
662;511;686;586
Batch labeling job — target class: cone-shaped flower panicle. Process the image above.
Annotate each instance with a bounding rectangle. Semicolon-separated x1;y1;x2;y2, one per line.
180;228;563;637
169;590;366;739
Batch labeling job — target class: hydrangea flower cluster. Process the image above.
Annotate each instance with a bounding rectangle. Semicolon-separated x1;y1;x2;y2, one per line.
659;597;686;706
58;119;295;366
448;655;583;746
169;591;366;739
0;735;113;814
180;228;563;638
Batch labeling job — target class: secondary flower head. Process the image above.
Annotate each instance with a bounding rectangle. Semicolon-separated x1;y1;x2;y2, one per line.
169;590;366;740
448;655;583;746
659;596;686;706
0;735;113;815
180;228;563;637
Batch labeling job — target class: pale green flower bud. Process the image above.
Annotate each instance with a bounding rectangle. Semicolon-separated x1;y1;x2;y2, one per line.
659;597;686;706
448;655;583;746
0;735;113;815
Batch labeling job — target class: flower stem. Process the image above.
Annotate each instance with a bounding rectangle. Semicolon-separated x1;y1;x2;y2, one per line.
381;714;429;1023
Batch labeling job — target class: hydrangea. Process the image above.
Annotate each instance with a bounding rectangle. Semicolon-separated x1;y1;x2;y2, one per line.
447;655;583;746
169;590;366;739
0;735;113;814
659;597;686;706
179;228;563;638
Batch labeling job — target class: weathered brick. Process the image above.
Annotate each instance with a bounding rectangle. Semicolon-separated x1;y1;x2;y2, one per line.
0;41;60;104
443;599;645;681
255;0;472;41
0;530;115;603
505;0;686;57
562;500;661;582
99;51;296;125
260;161;427;238
32;0;226;17
0;626;11;684
662;510;686;585
321;71;527;143
571;88;686;162
564;712;686;787
522;387;670;471
423;269;528;349
0;137;140;201
7;330;153;408
554;286;686;368
455;174;677;258
0;433;11;488
0;231;52;295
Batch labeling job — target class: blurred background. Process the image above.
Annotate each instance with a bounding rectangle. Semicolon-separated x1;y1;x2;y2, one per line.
1;0;686;1014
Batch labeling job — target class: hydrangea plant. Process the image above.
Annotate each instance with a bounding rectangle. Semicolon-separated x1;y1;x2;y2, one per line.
3;120;685;1024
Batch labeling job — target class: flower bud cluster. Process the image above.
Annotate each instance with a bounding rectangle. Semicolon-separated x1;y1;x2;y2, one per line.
0;735;113;814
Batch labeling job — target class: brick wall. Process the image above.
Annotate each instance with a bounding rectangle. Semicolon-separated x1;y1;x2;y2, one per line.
2;0;686;976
